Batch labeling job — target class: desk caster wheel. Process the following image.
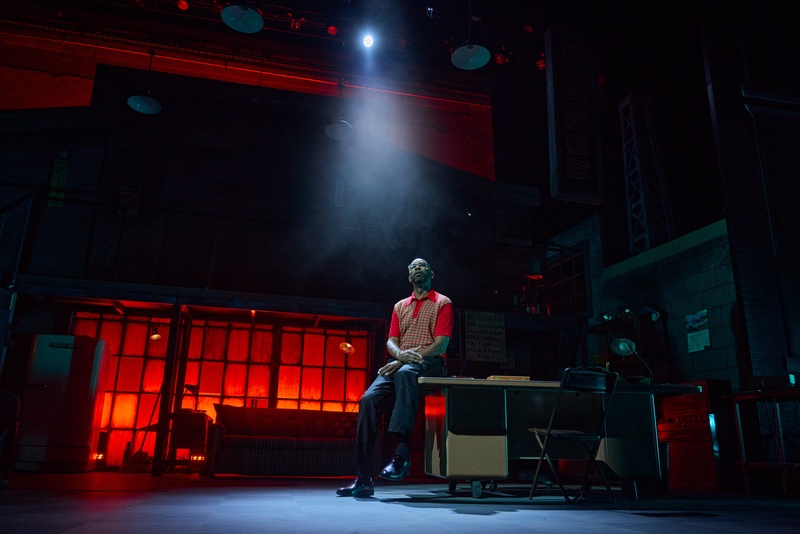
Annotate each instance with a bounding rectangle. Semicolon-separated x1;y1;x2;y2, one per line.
471;480;482;498
448;479;458;493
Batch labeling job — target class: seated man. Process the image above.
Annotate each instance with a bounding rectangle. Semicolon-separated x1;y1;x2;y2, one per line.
337;258;453;498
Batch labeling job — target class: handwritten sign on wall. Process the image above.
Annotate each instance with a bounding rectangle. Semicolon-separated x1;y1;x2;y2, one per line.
464;311;507;362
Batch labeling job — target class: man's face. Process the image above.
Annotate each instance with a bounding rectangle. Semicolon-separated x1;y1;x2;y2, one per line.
408;259;433;285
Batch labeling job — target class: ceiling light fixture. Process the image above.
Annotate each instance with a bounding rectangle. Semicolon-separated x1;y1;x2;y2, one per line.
127;50;162;115
150;326;162;341
339;328;355;355
451;0;490;70
325;80;353;141
221;3;264;34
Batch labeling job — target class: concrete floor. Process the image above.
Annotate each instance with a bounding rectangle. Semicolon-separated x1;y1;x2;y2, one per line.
1;472;798;533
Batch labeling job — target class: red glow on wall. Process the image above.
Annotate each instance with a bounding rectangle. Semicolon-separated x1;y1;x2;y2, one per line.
247;365;270;397
282;332;303;364
301;368;323;400
225;363;247;396
106;430;133;467
117;357;144;391
322;402;344;412
111;393;138;427
142;360;164;392
135;393;159;429
185;361;200;387
346;370;366;401
100;321;123;355
199;361;224;395
188;328;204;359
251;329;273;363
325;336;345;367
228;329;250;361
123;323;148;357
101;392;113;427
198;396;224;415
278;365;301;399
324;368;345;401
204;326;227;361
303;334;325;366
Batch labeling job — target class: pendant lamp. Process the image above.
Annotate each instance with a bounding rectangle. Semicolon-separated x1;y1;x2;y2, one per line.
325;80;353;141
127;50;162;115
451;0;490;70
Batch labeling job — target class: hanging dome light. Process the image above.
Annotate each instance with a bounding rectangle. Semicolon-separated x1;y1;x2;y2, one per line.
221;3;264;34
325;80;353;141
325;119;353;141
451;43;491;70
451;1;489;70
127;93;162;115
128;50;162;115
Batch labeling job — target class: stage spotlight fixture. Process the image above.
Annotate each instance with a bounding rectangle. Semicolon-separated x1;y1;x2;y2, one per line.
363;34;374;48
176;0;189;11
128;50;162;115
221;3;264;34
150;327;162;341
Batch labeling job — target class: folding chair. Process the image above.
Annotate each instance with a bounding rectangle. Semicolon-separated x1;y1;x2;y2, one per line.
528;366;619;503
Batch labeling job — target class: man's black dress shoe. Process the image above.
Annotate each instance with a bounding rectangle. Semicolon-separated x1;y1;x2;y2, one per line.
336;477;374;497
379;455;410;481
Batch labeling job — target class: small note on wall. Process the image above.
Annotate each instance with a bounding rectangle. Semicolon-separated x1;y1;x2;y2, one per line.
686;309;711;353
464;311;508;363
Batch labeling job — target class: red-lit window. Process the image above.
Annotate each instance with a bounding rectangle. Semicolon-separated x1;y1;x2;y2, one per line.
71;312;373;468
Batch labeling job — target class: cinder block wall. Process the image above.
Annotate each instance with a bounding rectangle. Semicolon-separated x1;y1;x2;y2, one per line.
545;217;741;388
594;220;740;388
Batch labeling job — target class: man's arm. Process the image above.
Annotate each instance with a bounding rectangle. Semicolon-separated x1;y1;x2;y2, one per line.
380;335;449;376
418;335;449;358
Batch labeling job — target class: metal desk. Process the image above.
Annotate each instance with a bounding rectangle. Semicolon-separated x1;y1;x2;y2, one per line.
419;377;699;497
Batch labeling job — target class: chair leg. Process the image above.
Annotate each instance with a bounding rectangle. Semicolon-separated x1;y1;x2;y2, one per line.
547;454;571;503
528;435;547;499
591;457;616;502
575;448;616;503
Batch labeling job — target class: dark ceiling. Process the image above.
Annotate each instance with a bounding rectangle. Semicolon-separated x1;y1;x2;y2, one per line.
1;0;729;263
2;0;674;78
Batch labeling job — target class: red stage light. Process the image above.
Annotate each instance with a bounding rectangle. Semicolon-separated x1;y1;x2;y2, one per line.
327;25;338;36
176;0;189;11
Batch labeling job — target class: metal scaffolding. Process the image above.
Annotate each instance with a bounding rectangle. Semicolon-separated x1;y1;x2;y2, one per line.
618;94;674;256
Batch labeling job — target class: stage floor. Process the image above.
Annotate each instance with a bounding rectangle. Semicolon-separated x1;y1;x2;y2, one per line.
2;472;799;533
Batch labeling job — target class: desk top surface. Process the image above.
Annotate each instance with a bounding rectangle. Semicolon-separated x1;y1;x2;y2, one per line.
418;376;701;395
